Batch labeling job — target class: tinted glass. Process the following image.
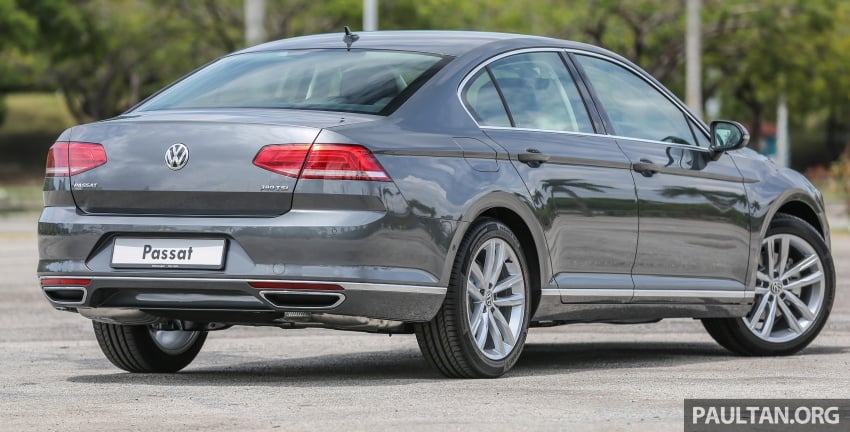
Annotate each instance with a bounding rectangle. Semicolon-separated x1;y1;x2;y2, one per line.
576;55;695;145
462;70;511;127
488;52;594;133
137;50;446;115
690;119;711;147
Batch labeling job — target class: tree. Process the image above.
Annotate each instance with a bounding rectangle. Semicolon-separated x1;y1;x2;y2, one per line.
701;0;842;150
10;0;187;122
6;0;365;122
0;0;39;123
0;0;848;172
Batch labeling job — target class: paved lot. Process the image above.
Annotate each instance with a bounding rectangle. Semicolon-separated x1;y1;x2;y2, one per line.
0;212;848;431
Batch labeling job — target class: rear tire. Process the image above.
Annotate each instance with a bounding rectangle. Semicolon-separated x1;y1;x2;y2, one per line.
415;219;531;378
93;322;207;373
702;214;835;355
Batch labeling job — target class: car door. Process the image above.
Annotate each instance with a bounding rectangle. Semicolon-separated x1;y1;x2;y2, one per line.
460;50;638;303
572;53;751;304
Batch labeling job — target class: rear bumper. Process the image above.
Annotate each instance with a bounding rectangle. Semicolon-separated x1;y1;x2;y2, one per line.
38;206;455;286
38;204;458;324
39;275;446;324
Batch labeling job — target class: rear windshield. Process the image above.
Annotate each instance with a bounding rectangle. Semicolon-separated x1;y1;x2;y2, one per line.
135;49;448;115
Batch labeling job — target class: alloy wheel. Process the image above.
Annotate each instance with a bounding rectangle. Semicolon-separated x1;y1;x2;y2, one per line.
465;237;526;360
744;233;825;343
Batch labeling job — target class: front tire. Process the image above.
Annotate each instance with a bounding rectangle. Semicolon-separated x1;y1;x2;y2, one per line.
93;322;207;373
415;219;531;378
703;214;835;355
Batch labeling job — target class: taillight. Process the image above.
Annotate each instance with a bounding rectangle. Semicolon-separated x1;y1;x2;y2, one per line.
248;281;344;291
253;144;390;181
40;278;91;286
46;142;107;177
301;144;390;181
252;144;311;178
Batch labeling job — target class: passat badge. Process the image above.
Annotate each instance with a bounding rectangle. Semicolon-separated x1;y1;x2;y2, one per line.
165;143;189;170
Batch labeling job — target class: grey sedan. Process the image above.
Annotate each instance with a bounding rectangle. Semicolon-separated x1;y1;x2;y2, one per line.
38;30;834;378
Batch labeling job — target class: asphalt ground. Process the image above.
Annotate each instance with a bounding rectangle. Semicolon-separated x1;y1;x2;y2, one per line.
1;212;848;431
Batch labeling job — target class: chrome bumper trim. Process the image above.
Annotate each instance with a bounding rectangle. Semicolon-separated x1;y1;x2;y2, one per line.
39;276;447;296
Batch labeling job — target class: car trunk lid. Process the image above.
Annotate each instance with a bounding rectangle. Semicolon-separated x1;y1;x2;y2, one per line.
67;109;377;216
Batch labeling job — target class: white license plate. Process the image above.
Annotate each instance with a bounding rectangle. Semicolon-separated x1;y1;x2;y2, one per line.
111;238;226;269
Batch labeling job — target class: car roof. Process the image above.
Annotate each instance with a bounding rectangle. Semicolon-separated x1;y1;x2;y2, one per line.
240;30;607;58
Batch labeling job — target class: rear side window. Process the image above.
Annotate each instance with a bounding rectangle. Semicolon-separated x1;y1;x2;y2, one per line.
462;70;512;127
462;51;594;133
136;50;448;115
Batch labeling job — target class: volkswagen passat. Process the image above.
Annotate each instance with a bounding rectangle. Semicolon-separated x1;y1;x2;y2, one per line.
38;31;835;378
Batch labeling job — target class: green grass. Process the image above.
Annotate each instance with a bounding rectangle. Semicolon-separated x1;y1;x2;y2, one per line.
0;92;76;134
0;92;77;181
0;183;42;213
0;92;66;211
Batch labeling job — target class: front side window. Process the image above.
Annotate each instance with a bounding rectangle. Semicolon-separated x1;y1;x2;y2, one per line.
576;54;696;145
136;50;447;115
461;51;594;133
690;119;711;147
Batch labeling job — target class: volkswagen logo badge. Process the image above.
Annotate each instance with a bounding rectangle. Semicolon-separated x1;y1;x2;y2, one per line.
165;143;189;170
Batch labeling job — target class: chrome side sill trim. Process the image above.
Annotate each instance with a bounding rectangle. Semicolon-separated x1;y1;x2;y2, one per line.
543;288;755;300
633;290;755;299
542;288;632;297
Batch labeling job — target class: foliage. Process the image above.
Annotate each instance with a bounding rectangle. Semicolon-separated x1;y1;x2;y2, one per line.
0;93;76;176
0;92;75;134
700;0;843;148
828;150;850;206
0;0;848;168
0;0;38;124
0;0;37;51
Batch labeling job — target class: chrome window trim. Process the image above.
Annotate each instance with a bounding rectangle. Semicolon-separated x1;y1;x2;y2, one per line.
480;125;713;153
456;47;712;148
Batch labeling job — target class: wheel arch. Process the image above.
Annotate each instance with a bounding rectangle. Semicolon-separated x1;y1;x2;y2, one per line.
761;192;829;246
447;192;552;316
743;188;829;294
775;200;825;240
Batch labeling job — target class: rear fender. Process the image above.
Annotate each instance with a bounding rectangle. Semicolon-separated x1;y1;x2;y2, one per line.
447;191;554;293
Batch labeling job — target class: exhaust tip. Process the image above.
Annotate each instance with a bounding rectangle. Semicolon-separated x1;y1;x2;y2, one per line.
41;278;90;305
43;287;87;304
259;290;345;309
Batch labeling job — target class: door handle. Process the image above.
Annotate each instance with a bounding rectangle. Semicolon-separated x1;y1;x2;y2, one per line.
517;148;551;166
632;159;659;177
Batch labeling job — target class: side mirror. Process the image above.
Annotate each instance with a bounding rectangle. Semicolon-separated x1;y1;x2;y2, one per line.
709;120;750;158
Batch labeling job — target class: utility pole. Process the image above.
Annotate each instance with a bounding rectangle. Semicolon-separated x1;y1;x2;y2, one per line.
363;0;378;31
776;97;790;168
775;4;791;168
245;0;266;46
685;0;703;119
